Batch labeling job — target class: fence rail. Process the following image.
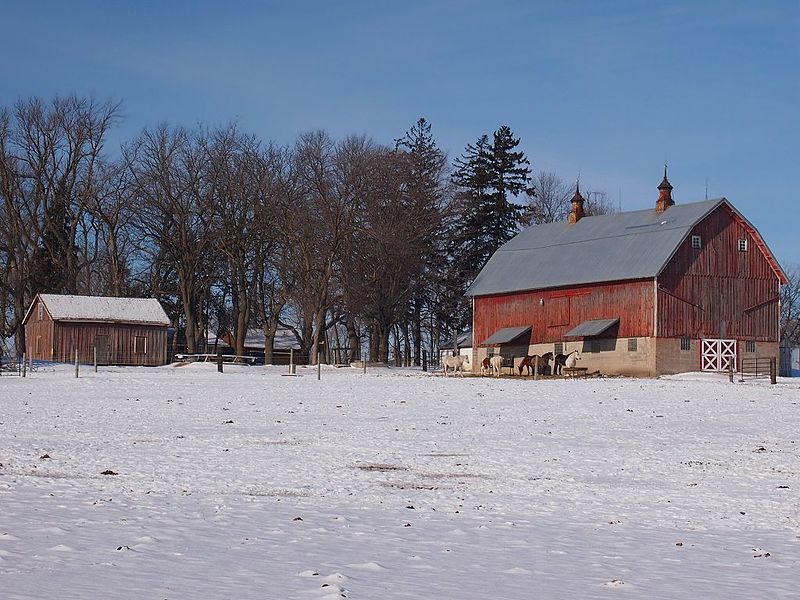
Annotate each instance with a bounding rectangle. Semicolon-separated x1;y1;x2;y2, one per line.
739;356;777;384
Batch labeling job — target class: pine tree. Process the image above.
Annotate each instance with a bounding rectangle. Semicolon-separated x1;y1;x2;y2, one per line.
394;118;448;365
28;196;72;294
443;126;532;336
485;125;531;251
450;126;532;286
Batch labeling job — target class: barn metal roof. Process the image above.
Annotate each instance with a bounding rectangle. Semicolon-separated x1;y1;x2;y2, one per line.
481;326;532;346
564;318;619;338
466;198;786;297
27;294;170;326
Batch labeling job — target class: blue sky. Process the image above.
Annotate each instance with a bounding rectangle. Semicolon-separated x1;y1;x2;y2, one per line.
3;0;798;266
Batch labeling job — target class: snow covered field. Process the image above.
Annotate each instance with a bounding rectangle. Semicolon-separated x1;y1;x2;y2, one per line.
1;364;799;599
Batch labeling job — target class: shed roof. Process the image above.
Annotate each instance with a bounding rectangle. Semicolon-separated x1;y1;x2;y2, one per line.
564;318;619;338
466;198;787;297
481;326;532;346
26;294;170;326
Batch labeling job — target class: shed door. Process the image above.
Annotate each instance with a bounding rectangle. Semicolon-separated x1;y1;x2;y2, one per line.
701;339;737;372
95;335;111;365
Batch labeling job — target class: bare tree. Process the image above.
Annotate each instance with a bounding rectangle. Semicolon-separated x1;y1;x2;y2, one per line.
781;264;800;346
84;160;137;296
287;132;365;363
127;124;217;354
0;95;120;353
521;170;573;225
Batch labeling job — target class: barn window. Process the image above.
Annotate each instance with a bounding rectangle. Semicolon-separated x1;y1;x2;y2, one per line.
37;303;44;321
35;336;42;355
738;238;748;252
554;342;564;355
691;235;701;249
589;340;601;353
680;336;691;351
745;340;756;353
134;336;147;355
628;338;638;352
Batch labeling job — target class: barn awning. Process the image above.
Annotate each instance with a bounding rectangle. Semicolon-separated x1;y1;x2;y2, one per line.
481;326;531;346
564;318;619;338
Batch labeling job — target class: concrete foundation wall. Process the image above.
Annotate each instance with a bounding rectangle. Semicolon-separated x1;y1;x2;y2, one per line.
472;338;780;377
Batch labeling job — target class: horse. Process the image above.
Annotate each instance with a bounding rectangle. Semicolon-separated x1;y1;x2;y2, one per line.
480;356;491;376
519;352;554;376
490;355;504;377
442;354;470;376
554;350;580;375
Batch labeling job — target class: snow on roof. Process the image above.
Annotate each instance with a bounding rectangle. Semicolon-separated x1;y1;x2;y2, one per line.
31;294;170;326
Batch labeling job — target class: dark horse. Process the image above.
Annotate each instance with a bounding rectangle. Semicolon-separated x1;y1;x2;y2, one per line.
519;352;553;376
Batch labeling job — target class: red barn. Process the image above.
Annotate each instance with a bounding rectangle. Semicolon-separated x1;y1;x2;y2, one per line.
467;173;788;376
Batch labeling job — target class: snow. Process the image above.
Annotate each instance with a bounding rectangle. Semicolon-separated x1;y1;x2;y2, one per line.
1;365;799;599
34;294;170;325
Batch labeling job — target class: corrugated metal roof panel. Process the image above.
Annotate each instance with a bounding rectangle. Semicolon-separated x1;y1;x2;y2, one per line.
481;326;531;346
564;318;620;338
467;199;725;297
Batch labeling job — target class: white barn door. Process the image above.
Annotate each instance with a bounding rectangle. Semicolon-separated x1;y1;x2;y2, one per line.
701;339;737;372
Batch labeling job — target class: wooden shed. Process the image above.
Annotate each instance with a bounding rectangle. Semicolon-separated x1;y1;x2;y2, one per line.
23;294;170;366
467;173;788;376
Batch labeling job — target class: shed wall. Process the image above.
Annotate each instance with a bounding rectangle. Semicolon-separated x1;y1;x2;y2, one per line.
52;322;167;366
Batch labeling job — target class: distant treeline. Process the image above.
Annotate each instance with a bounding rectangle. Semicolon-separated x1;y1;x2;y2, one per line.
0;95;616;363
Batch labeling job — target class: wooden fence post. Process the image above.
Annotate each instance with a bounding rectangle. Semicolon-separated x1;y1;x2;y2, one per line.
534;356;539;380
317;351;321;380
22;353;27;378
422;349;427;372
94;346;98;373
217;348;223;373
75;349;79;378
728;361;734;383
770;357;777;385
363;353;367;374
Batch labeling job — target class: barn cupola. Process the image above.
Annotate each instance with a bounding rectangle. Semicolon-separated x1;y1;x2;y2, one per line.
656;166;674;212
567;181;586;224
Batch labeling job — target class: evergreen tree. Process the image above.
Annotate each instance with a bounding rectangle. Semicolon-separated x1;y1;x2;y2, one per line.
485;125;531;250
444;126;532;334
394;118;449;365
28;196;72;294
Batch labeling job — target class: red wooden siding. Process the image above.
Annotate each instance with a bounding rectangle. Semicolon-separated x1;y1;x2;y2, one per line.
24;297;55;360
473;279;654;347
52;322;167;366
657;204;780;341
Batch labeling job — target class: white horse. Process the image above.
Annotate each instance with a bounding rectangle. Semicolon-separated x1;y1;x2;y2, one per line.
443;354;470;376
554;350;581;375
564;350;581;369
490;355;504;377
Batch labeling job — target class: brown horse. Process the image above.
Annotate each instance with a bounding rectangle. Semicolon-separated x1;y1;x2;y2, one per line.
519;352;553;376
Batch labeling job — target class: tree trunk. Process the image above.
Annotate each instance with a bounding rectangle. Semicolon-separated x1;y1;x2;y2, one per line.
263;326;276;365
346;315;359;362
412;297;422;366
